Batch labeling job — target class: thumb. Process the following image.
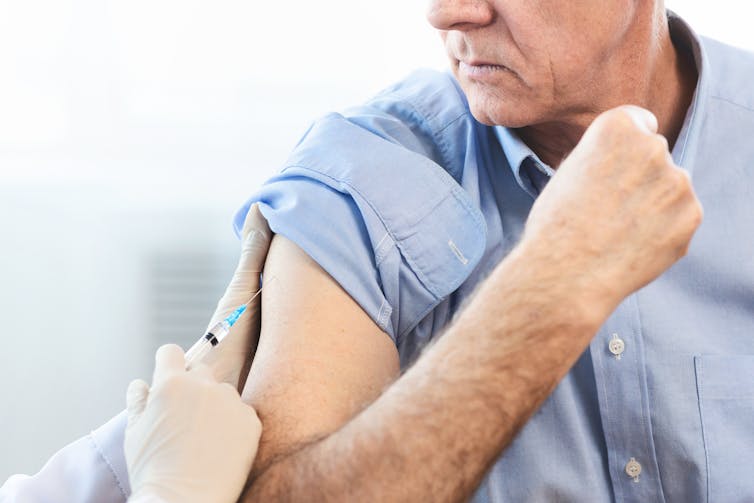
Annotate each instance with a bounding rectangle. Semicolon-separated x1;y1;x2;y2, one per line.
126;379;150;425
619;105;658;134
214;204;272;316
239;203;272;273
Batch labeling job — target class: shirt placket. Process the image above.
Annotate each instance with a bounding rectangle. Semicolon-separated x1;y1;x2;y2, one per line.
589;293;666;503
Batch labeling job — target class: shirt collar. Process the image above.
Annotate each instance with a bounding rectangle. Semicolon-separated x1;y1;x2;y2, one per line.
493;125;554;197
493;10;708;181
667;11;708;174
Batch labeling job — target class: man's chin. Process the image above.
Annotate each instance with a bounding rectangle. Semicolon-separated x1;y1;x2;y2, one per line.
467;99;537;129
456;73;543;128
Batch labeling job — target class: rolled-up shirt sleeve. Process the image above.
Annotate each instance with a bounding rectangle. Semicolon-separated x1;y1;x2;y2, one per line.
234;174;398;341
234;98;486;347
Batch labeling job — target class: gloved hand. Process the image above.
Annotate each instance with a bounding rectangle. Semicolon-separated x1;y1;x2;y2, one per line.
202;203;272;391
125;344;262;503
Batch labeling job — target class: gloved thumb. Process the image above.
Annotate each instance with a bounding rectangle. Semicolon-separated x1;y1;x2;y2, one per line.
211;203;271;321
239;203;272;273
126;379;150;425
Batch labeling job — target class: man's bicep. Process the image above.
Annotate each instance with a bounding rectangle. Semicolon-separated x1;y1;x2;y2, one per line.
241;234;400;473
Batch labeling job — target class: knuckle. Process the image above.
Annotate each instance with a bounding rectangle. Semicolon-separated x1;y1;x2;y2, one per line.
250;408;263;430
676;171;698;200
666;166;690;191
655;134;670;154
690;200;704;228
157;375;186;394
675;166;692;183
598;107;634;132
667;167;684;186
647;135;670;161
220;382;241;397
676;243;691;260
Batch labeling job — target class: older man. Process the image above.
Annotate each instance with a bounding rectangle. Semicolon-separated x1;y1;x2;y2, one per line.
1;1;750;502
233;2;747;503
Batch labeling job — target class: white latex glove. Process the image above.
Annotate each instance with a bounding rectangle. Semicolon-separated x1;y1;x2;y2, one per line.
125;344;262;503
203;203;272;391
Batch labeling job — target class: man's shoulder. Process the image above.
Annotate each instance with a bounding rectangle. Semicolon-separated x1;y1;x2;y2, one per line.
360;69;472;131
249;70;488;342
342;69;477;163
287;69;480;183
702;37;754;112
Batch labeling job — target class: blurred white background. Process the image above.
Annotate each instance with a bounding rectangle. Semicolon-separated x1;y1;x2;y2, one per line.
0;0;750;483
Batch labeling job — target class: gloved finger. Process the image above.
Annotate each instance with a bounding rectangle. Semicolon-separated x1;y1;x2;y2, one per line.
153;344;187;385
215;206;270;308
188;362;216;382
238;203;272;273
125;379;150;425
218;381;243;399
199;205;271;391
207;204;271;328
247;404;262;437
239;402;263;450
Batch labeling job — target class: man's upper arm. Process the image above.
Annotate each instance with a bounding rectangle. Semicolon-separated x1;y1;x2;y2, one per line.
241;234;400;473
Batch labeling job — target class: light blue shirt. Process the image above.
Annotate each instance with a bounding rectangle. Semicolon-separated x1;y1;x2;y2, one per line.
236;14;754;503
3;13;754;503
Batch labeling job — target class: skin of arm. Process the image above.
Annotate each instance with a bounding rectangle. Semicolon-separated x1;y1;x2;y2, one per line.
241;234;602;502
239;107;702;503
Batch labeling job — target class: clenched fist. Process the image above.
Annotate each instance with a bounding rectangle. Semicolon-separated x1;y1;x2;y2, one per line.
522;106;703;321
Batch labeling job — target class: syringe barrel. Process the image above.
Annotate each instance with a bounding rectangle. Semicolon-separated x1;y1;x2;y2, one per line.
185;320;231;369
185;338;212;369
208;320;232;344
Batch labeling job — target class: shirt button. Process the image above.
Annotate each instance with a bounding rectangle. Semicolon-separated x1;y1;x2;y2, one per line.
609;334;625;358
625;458;642;482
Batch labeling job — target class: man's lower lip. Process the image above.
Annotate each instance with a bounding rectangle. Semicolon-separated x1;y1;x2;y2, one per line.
458;61;508;79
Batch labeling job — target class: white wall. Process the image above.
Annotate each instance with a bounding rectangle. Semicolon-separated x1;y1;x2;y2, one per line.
0;0;445;481
0;0;751;483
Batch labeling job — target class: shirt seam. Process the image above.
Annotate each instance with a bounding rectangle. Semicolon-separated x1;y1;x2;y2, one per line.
710;94;754;114
396;184;487;341
283;164;477;302
369;79;470;179
374;232;393;267
694;357;711;503
676;88;702;168
279;165;484;345
281;165;440;339
433;112;471;181
630;294;667;502
379;92;469;180
595;340;624;503
88;432;128;500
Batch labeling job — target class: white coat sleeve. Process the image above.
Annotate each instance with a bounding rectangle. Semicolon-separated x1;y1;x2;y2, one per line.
0;412;130;503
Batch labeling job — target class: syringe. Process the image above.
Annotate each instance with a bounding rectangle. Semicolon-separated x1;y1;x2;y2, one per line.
185;286;264;369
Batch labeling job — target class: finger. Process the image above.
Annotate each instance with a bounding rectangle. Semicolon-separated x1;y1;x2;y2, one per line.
125;379;150;425
188;362;216;382
241;404;263;446
210;205;270;321
241;203;272;245
153;344;186;385
239;204;273;273
619;105;658;134
219;381;242;398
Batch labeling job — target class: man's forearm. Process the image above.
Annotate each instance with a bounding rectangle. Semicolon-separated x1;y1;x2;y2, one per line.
241;243;606;502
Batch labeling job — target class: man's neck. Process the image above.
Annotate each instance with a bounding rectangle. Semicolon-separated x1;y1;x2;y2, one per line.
516;12;698;169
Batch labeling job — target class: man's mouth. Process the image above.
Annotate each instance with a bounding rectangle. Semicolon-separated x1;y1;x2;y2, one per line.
458;60;509;79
